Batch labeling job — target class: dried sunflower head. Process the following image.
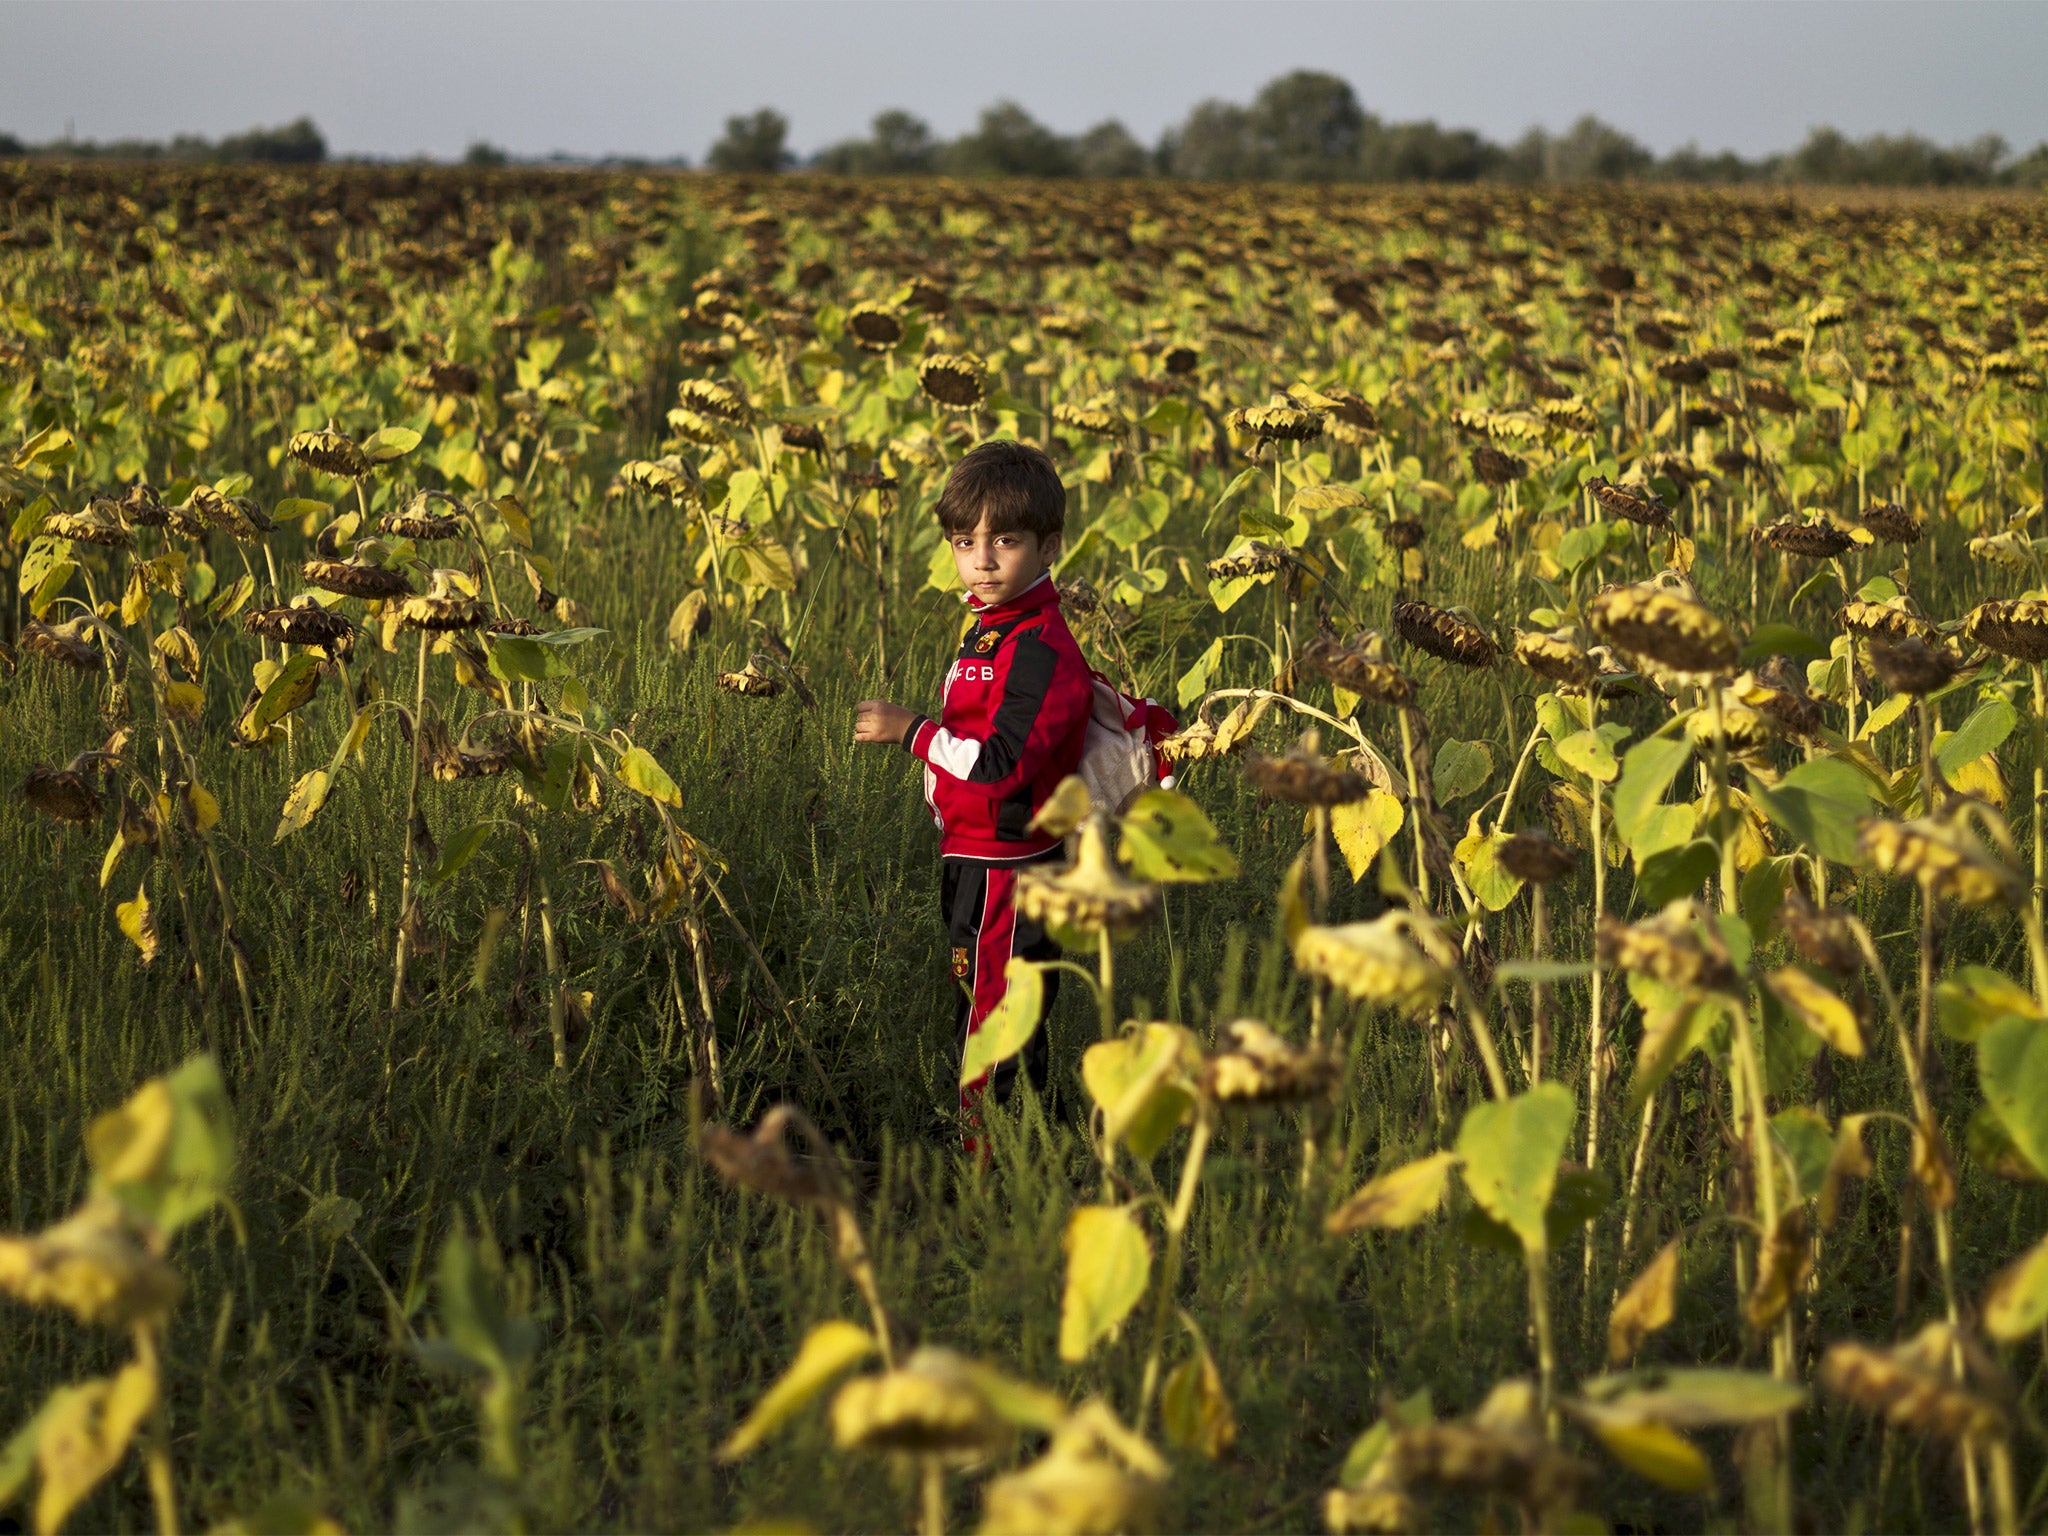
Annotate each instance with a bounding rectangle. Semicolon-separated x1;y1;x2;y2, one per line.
1513;628;1595;689
484;616;542;637
1497;829;1574;883
379;492;466;542
287;427;370;479
699;1105;843;1208
845;302;904;352
1205;543;1289;582
45;502;133;548
244;599;355;656
1866;636;1958;696
617;456;703;505
302;557;414;601
1052;400;1125;438
1860;501;1923;545
1820;1323;2012;1445
1596;901;1737;992
780;421;828;454
1964;599;2048;663
1838;599;1937;647
1015;817;1159;940
1588;584;1736;679
406;359;479;396
1302;633;1416;707
0;1197;184;1330
1470;444;1526;487
1585;477;1671;529
1396;600;1496;669
1162;344;1200;376
830;1350;1009;1459
21;617;101;670
397;569;486;631
1386;518;1425;551
1290;882;1449;1014
918;353;987;410
676;376;755;426
1761;518;1857;559
1243;738;1369;806
1737;665;1825;740
21;764;104;823
1860;809;2022;908
1228;396;1324;443
1778;888;1862;975
717;661;783;697
1202;1019;1340;1106
118;483;168;528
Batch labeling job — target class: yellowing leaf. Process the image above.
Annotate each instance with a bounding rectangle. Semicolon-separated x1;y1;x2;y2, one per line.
617;746;681;807
182;781;220;836
1081;1025;1197;1159
1325;1151;1459;1234
1765;966;1863;1057
960;960;1046;1087
1329;789;1404;880
250;654;320;732
1857;692;1911;741
1554;728;1619;783
116;888;159;965
98;832;125;891
1455;1083;1575;1255
1984;1233;2048;1342
33;1361;158;1535
1119;789;1237;883
1592;1419;1712;1494
161;680;204;722
1058;1205;1151;1362
274;770;330;842
718;1320;876;1461
1161;1339;1236;1459
1608;1238;1681;1365
1454;817;1525;912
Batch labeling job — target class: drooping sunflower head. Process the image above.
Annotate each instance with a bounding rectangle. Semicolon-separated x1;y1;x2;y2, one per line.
1228;396;1324;444
287;427;371;480
1588;584;1737;680
918;353;987;410
1395;600;1496;669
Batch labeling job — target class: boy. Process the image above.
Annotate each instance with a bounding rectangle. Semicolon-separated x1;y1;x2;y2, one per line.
853;439;1092;1116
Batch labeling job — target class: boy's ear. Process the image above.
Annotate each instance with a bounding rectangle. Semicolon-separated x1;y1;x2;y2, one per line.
1039;531;1063;567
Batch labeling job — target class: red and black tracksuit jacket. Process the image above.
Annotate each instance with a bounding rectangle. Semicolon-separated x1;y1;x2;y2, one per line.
899;575;1090;1106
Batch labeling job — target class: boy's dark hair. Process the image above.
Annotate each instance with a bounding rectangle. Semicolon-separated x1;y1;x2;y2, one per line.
933;439;1066;539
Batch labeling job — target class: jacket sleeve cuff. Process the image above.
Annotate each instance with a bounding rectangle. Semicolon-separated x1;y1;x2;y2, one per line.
902;716;937;760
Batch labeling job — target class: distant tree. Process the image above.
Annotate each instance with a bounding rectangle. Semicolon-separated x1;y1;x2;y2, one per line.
1656;143;1757;184
1162;100;1261;180
708;109;792;173
1248;70;1364;180
1361;119;1503;182
0;131;23;157
814;109;938;174
1542;116;1655;181
1074;120;1149;178
464;141;509;167
215;118;326;164
946;101;1075;177
2009;143;2048;188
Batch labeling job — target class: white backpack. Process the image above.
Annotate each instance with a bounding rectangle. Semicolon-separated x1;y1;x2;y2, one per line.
1077;676;1172;816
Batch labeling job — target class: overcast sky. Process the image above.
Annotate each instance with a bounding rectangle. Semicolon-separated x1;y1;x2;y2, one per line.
6;0;2046;163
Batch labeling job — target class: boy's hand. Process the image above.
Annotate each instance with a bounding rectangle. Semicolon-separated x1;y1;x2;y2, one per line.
854;699;916;746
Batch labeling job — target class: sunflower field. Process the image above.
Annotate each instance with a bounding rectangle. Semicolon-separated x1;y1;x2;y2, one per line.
3;160;2048;1534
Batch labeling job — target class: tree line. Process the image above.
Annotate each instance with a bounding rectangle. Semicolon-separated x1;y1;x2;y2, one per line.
0;117;328;165
716;69;2048;189
5;74;2044;188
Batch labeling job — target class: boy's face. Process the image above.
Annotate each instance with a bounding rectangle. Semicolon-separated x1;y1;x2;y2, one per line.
950;512;1060;607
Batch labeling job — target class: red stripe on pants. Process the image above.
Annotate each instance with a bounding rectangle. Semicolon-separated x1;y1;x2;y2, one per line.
959;863;1019;1109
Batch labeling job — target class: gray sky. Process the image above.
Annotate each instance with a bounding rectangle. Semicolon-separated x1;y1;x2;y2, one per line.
5;0;2046;163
